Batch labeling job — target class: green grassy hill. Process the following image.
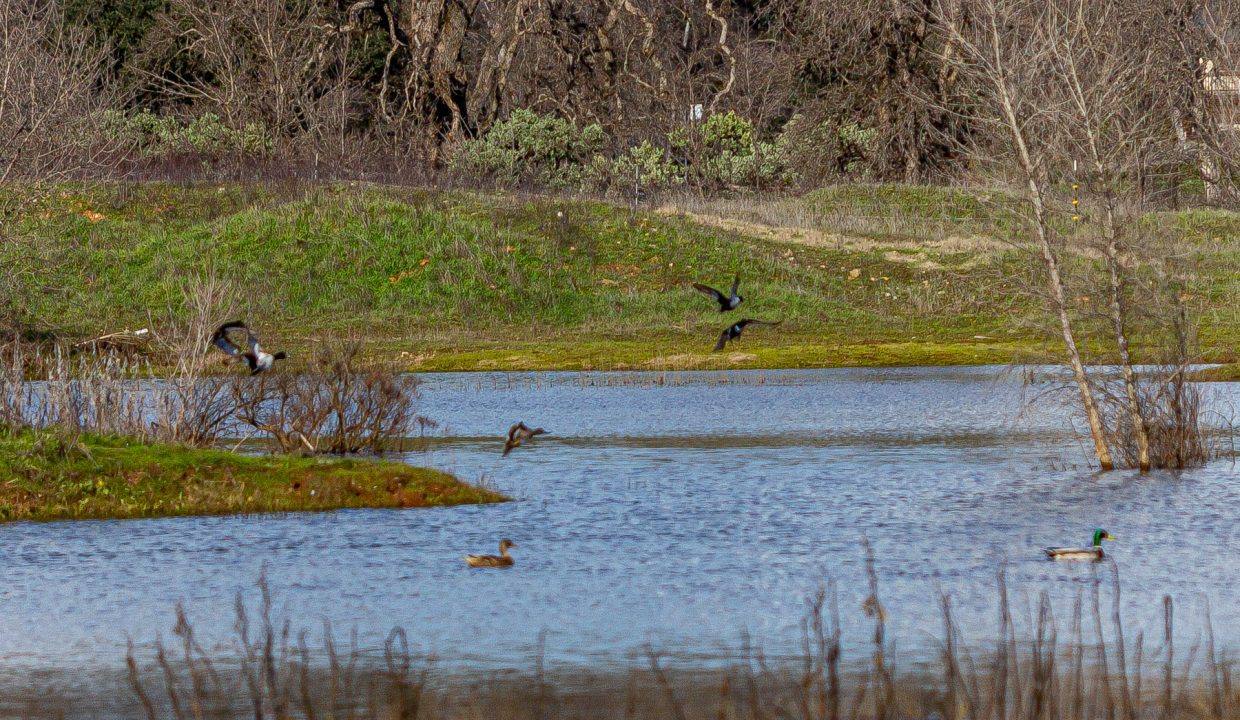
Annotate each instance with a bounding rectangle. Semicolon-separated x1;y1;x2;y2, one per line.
4;182;1237;371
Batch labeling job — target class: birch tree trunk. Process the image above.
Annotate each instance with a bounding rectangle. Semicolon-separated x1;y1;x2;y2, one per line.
1049;1;1154;471
982;10;1115;471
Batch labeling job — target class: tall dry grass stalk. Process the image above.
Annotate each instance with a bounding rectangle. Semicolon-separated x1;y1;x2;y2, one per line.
147;274;241;446
103;569;1238;720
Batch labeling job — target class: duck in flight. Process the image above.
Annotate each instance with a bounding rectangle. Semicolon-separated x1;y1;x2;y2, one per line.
693;275;743;312
713;319;781;351
1044;529;1114;561
211;321;287;375
466;538;516;568
503;421;547;456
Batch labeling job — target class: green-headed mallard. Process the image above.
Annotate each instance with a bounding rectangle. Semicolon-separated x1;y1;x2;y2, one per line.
465;538;516;568
1044;529;1114;560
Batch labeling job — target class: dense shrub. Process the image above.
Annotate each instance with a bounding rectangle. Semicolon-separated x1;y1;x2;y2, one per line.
671;111;787;190
102;110;272;159
777;113;877;186
454;108;800;194
698;111;753;156
451;109;607;189
605;140;684;191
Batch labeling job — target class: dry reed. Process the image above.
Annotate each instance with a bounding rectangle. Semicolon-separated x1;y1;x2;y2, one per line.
87;568;1235;720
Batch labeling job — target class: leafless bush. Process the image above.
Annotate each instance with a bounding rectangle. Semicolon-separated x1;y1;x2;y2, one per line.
234;344;425;455
0;0;122;190
34;347;149;438
1098;371;1211;471
146;274;241;447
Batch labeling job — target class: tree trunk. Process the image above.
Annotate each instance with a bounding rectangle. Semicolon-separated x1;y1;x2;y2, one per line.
1099;191;1150;471
1060;39;1149;471
986;17;1114;471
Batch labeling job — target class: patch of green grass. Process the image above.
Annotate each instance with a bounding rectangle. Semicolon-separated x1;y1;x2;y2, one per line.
0;429;506;522
4;182;1236;371
6;183;1026;348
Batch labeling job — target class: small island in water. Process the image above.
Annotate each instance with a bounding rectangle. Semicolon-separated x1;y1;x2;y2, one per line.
0;429;505;522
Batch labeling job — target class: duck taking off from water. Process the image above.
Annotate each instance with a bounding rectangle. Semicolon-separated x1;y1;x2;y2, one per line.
503;421;547;456
1045;529;1114;560
466;539;516;568
211;321;287;375
693;275;743;312
713;319;781;351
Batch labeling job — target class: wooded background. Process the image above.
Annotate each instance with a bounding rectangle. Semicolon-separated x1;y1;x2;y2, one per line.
2;0;1238;199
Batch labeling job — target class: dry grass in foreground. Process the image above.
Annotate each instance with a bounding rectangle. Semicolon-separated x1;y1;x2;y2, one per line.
4;551;1232;720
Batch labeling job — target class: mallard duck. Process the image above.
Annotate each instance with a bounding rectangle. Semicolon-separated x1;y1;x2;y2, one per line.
503;422;546;456
212;321;287;375
465;539;516;568
713;319;782;351
693;275;743;312
1044;529;1115;560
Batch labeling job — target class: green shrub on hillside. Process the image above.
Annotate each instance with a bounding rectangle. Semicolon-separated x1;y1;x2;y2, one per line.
678;111;786;189
455;108;801;193
102;110;272;158
606;140;685;191
452;109;607;189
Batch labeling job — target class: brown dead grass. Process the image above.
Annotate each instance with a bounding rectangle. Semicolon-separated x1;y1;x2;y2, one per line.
654;204;1012;271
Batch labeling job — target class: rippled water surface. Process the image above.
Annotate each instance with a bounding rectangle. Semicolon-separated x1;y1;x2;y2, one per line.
1;367;1237;670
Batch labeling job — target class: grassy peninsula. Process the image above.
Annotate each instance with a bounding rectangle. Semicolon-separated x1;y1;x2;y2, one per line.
0;429;505;522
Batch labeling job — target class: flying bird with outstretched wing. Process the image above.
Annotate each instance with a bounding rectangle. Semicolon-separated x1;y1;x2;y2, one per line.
211;321;287;375
713;319;781;351
692;275;743;312
503;421;548;456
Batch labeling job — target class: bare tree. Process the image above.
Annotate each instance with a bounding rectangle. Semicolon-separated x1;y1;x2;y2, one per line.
0;0;120;189
1043;0;1165;471
774;0;975;183
135;0;356;145
940;0;1115;470
0;0;122;342
1170;0;1240;203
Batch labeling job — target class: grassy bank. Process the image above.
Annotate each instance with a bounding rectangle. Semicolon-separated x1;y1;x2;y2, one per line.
4;182;1237;371
0;429;505;522
1193;364;1240;382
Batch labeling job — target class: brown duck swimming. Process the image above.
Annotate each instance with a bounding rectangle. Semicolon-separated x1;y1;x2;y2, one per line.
465;539;516;568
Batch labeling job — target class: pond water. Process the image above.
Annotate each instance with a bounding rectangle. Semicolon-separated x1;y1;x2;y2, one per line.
0;366;1236;672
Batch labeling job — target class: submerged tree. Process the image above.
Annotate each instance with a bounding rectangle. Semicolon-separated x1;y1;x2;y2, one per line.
939;0;1227;471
